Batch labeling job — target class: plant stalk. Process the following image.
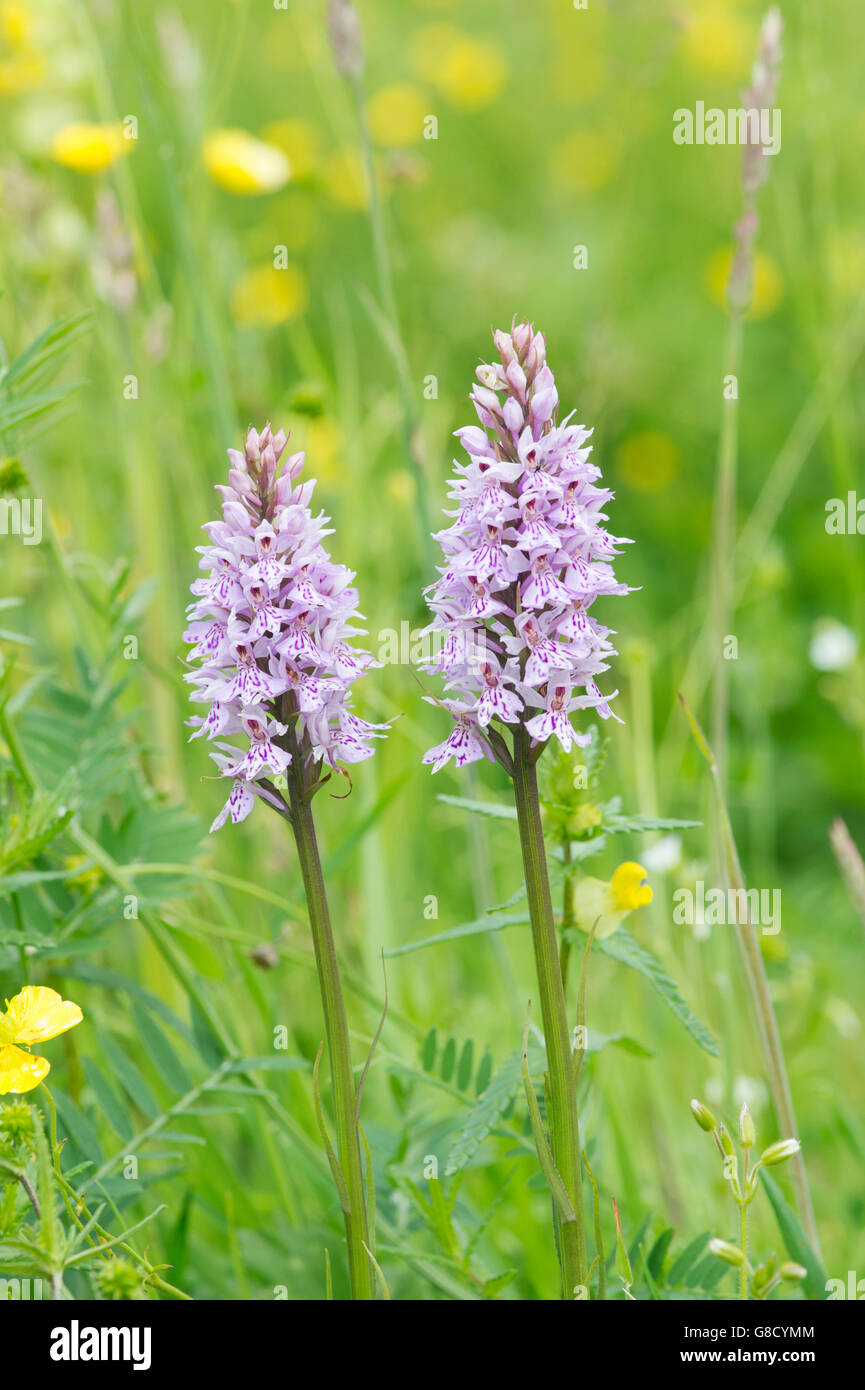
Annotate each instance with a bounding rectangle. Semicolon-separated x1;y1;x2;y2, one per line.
739;1201;748;1301
286;758;373;1301
512;726;587;1298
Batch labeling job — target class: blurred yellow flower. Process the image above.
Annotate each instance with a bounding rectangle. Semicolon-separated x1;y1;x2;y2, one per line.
323;146;368;209
203;129;290;195
411;24;506;109
439;37;506;109
231;264;308;326
50;122;130;175
0;49;42;94
550;130;620;195
616;430;680;493
368;83;428;147
288;415;344;483
261;119;320;181
410;23;459;81
679;11;750;77
386;469;417;507
571;862;652;939
1;0;29;45
0;986;83;1095
705;246;783;319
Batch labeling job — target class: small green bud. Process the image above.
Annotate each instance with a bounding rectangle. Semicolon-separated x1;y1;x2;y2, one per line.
778;1262;807;1283
709;1238;746;1268
738;1102;756;1148
751;1263;771;1292
758;1138;801;1167
689;1098;717;1133
0;1102;35;1147
718;1122;735;1157
94;1258;146;1301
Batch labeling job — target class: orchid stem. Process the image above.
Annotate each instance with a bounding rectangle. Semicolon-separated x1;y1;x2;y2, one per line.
286;752;373;1301
512;726;587;1298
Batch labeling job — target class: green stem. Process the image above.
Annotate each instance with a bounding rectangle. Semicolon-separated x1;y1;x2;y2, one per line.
512;727;587;1298
739;1202;748;1301
286;757;373;1301
709;312;743;797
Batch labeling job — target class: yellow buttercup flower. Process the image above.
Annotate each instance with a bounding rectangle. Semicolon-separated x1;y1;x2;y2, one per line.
410;25;506;110
0;986;83;1095
679;11;750;77
203;129;290;195
367;84;428;147
50;123;130;175
230;264;308;327
571;861;652;939
1;0;30;46
438;37;506;110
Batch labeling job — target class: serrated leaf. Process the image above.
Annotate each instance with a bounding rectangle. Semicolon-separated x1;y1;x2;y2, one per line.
385;912;528;958
445;1049;523;1176
593;928;720;1056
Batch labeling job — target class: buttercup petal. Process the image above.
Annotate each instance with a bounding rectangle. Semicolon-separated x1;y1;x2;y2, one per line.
2;986;84;1045
0;1043;51;1095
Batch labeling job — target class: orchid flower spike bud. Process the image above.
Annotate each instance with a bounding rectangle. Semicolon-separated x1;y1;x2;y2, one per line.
422;321;631;774
184;423;388;832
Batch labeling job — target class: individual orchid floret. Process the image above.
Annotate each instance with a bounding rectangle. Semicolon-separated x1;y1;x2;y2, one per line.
422;323;631;774
185;423;387;831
